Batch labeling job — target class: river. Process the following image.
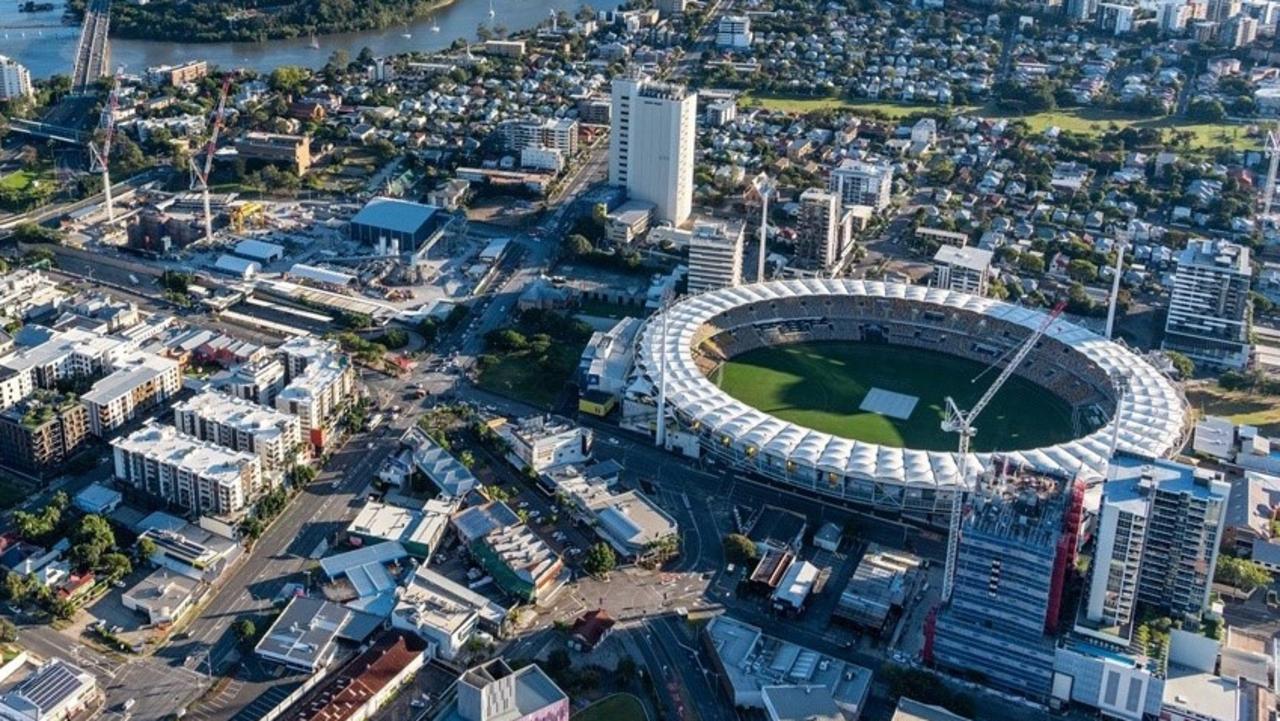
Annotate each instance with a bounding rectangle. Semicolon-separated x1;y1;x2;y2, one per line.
1;0;617;79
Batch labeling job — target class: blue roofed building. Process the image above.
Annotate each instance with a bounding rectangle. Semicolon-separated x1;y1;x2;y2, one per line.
348;197;443;252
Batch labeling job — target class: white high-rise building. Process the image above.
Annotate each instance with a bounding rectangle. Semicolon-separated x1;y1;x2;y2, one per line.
1162;238;1252;370
687;220;744;294
716;15;753;47
828;159;893;211
0;56;32;101
609;76;697;226
797;188;843;271
1086;456;1229;631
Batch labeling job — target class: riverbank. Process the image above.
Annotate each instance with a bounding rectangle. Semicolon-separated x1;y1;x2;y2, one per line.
67;0;458;43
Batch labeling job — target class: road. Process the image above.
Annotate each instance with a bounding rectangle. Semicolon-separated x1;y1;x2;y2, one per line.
71;0;112;94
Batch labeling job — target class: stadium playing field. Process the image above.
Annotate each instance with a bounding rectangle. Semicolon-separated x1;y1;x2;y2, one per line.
712;341;1084;452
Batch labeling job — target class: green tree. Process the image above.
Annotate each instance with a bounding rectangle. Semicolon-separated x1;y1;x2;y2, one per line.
269;66;309;93
583;542;617;577
0;618;16;642
136;536;158;563
615;656;638;685
234;618;257;644
100;553;132;581
566;234;593;256
1067;258;1099;283
1165;351;1195;379
1215;556;1272;592
722;533;758;565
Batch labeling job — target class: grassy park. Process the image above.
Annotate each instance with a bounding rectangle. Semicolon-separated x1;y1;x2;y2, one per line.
572;694;649;721
741;93;1258;150
712;341;1082;452
1185;383;1280;436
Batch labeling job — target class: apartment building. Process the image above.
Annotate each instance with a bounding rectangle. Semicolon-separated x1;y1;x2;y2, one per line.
0;55;32;100
1163;239;1252;370
275;355;356;452
1087;455;1229;630
112;422;262;516
0;391;90;478
497;117;579;155
932;245;994;296
687;219;746;294
609;76;697;225
82;352;182;437
174;391;303;482
829;158;894;210
222;357;287;406
796;188;851;272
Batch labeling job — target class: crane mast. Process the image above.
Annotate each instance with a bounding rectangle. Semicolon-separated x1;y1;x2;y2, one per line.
940;300;1067;602
191;75;232;244
88;71;120;223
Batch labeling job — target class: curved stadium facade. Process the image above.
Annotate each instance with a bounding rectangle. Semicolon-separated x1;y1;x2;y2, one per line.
631;280;1188;516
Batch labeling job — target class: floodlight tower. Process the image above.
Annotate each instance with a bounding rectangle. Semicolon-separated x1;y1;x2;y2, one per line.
1104;240;1126;340
749;172;775;283
940;300;1066;602
1265;129;1280;217
87;72;120;223
190;75;232;245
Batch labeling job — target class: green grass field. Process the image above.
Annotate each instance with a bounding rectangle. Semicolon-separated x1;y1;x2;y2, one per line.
713;342;1084;452
741;93;1257;150
1185;384;1280;436
573;694;648;721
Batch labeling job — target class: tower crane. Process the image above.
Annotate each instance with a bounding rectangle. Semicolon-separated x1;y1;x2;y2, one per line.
191;75;232;245
88;70;121;223
939;299;1067;602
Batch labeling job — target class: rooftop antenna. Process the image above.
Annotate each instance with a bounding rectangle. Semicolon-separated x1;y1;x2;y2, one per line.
940;300;1066;602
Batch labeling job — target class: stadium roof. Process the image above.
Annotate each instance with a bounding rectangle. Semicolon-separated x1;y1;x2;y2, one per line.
350;197;438;234
638;280;1187;489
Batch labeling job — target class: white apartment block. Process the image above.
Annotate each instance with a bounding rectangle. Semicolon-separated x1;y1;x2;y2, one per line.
0;55;32;100
716;14;753;47
175;391;303;483
829;158;893;211
0;366;33;411
609;76;697;226
1087;456;1229;631
498;117;579;156
277;336;341;381
275;355;356;452
1163;239;1252;370
224;357;287;406
113;422;262;516
0;270;64;321
0;327;127;390
498;415;592;473
687;219;745;294
932;245;994;296
82;352;182;437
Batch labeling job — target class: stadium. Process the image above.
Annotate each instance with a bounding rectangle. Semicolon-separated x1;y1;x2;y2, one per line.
630;280;1188;517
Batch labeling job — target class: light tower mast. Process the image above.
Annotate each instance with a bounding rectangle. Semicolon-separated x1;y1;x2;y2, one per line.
88;71;120;223
940;300;1067;602
1265;130;1280;217
191;75;232;245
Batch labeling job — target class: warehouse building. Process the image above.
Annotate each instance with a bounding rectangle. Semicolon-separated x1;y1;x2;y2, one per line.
348;198;442;252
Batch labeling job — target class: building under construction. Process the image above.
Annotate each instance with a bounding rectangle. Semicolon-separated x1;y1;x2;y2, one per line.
924;466;1085;702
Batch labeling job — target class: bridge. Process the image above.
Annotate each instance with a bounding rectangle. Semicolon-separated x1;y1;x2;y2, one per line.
7;119;90;145
70;0;111;94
